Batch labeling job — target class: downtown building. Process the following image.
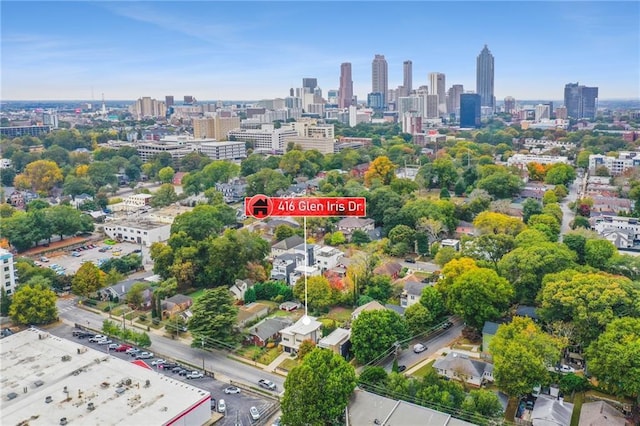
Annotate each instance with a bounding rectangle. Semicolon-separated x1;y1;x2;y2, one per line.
339;63;354;109
228;125;299;153
371;54;388;109
129;97;167;119
476;45;495;110
192;116;241;141
564;83;599;119
460;93;481;128
429;72;447;117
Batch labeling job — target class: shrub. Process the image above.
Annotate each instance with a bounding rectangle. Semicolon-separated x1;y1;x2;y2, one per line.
152;318;160;326
139;314;147;322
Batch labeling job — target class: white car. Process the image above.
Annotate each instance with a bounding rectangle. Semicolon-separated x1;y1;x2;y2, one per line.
97;339;113;345
186;371;204;379
250;406;260;420
224;386;240;394
108;343;119;350
89;335;106;343
218;399;226;413
413;343;427;353
136;352;154;359
151;359;166;366
558;364;576;373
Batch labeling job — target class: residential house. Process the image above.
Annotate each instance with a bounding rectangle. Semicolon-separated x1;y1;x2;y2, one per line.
591;196;633;215
350;163;370;178
70;193;93;208
7;190;25;208
440;239;461;251
481;321;501;360
161;294;193;318
246;317;293;347
230;279;253;301
315;246;344;272
336;217;375;241
270;235;304;258
385;304;405;316
237;302;270;327
351;300;387;321
347;388;476;426
318;328;351;358
373;262;403;280
432;352;494;386
288;263;321;287
400;280;428;308
455;220;477;237
515;305;539;321
215;179;247;203
600;229;633;249
578;401;627;426
280;315;322;354
531;395;574;426
270;253;303;284
172;171;187;185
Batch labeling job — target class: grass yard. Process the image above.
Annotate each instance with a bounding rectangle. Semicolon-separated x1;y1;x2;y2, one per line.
278;357;299;372
409;360;435;378
569;392;584;426
186;289;206;303
322;307;354;325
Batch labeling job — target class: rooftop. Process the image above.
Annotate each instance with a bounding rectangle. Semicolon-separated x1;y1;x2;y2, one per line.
0;329;210;426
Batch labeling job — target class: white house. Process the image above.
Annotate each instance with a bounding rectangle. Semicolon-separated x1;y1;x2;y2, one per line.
315;246;344;272
432;352;494;386
280;316;323;354
400;280;428;308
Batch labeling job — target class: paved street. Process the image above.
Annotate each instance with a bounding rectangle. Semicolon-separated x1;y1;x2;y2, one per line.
560;175;583;238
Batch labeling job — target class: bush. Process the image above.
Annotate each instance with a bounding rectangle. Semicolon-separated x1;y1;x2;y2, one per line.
152;318;160;326
103;305;111;312
84;299;98;307
139;314;147;322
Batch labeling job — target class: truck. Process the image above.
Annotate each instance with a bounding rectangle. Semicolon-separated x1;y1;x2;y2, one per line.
258;379;276;390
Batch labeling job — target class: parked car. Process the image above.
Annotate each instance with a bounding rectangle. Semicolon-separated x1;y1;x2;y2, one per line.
89;335;106;343
210;397;216;410
258;379;276;390
442;321;453;329
178;369;189;376
250;406;260;420
151;359;166;366
97;339;113;345
71;251;81;257
40;256;49;262
77;332;93;339
125;347;139;355
224;386;240;394
136;352;154;359
108;343;119;350
171;366;185;374
218;399;226;413
397;365;407;372
404;258;416;263
413;343;427;353
186;371;204;379
558;364;576;373
160;362;178;370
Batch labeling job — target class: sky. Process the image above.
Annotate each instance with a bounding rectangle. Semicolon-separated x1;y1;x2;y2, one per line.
1;1;639;102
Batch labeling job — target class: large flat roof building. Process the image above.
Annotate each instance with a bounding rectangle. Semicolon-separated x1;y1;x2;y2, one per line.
0;329;211;426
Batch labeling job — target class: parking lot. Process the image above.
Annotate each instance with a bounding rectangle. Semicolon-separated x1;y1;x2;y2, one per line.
58;327;277;426
35;241;152;275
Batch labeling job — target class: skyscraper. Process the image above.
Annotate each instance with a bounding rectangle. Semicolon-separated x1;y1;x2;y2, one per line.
302;78;318;93
339;63;353;109
429;72;446;116
504;96;516;114
165;96;174;108
446;84;464;115
564;83;599;119
460;93;481;128
372;54;388;108
476;45;495;109
403;60;413;95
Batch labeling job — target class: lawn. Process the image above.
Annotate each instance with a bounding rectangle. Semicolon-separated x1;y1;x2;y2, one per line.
186;289;206;303
278;357;299;372
321;307;354;325
569;392;584;426
410;360;435;378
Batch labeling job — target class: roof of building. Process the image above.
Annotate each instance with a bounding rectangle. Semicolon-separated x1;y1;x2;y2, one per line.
164;294;192;305
515;305;539;320
280;315;322;336
347;388;475;426
271;235;305;250
337;217;375;229
373;262;403;276
433;352;493;378
578;401;626;426
237;302;270;323
531;395;574;426
250;317;294;341
385;304;405;316
1;329;210;426
482;321;501;336
404;281;428;296
318;327;351;347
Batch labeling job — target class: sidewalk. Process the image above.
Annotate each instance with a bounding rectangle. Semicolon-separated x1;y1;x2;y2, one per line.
266;351;293;373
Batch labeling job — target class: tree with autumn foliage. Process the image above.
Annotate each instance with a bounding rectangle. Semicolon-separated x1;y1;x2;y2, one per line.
364;156;396;186
72;262;106;298
13;159;63;194
526;162;548;181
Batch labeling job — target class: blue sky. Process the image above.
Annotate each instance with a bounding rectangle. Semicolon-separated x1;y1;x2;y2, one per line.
2;1;639;101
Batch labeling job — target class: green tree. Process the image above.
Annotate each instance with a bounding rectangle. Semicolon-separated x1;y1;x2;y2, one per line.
461;389;504;419
544;163;576;185
170;204;236;241
476;171;524;199
9;277;58;325
158;166;175;184
522;198;542;224
47;205;94;240
245;168;290;196
281;348;356;426
585;317;640;399
351;309;409;364
464;233;515;266
419;286;446;320
473;211;526;236
126;282;149;309
1;287;12;316
538;271;640;344
562;233;587;264
72;262;105;298
351;229;371;245
87;161;118;189
434;246;460;267
405;303;434;336
528;213;561;242
293;275;335;313
364;275;393;303
584;238;616;269
279;150;306;176
490;317;563;397
151;184;179;207
63;175;96;198
274;224;296;241
296;339;316;361
188;287;238;347
448;268;514;331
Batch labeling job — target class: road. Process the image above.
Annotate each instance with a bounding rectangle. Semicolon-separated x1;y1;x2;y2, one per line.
400;259;440;273
560;175;584;238
54;298;286;392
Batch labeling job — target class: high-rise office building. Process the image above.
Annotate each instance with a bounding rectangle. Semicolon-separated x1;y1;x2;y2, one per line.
460;93;481;128
476;45;495;109
367;92;384;110
564;83;599;119
339;63;353;109
429;72;446;116
302;78;318;93
446;84;464;115
165;96;174;108
184;95;195;105
504;96;516;114
403;60;413;95
372;54;388;108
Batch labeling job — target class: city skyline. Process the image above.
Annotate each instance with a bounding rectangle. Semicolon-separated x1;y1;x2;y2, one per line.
1;1;639;101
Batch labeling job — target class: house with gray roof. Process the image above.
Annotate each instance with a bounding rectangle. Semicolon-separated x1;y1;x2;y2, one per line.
270;235;305;258
337;217;375;241
247;317;293;347
531;395;573;426
318;327;351;358
400;280;429;308
578;401;627;426
270;252;303;284
433;352;494;386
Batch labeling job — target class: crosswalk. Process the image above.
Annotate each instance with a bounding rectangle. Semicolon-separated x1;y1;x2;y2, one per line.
57;298;78;314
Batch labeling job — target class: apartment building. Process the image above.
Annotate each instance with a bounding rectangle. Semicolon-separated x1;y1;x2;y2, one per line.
0;249;16;296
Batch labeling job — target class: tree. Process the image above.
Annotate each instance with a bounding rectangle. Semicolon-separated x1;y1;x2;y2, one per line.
151;183;179;207
448;268;514;331
528;213;561;241
464;233;515;266
246;168;290;196
279;150;305;176
364;156;396;186
87;161;118;189
476;171;524;199
351;229;371;245
473;211;526;236
13;159;63;194
586;317;640;399
405;303;435;336
538;271;640;344
188;287;238;347
293;275;335;313
158;166;175;184
498;242;576;303
1;287;12;316
170;204;236;241
281;348;356;426
126;282;149;309
522;198;543;224
274;224;296;241
419;286;446;320
544;163;576;185
63;175;96;198
364;275;392;303
9;277;58;325
47;205;93;240
351;309;409;364
434;247;460;267
584;238;616;269
72;262;105;298
296;339;316;361
461;389;504;419
490;317;563;397
436;257;479;303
